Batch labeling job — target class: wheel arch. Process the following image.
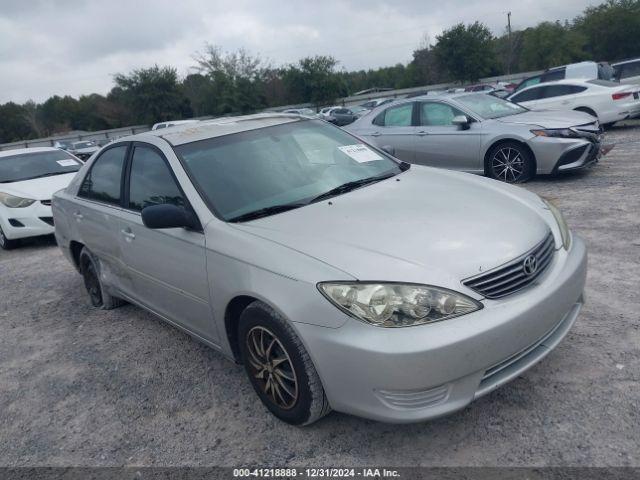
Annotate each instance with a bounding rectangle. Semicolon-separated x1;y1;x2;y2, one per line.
69;240;85;271
483;138;537;176
224;295;261;363
573;106;598;119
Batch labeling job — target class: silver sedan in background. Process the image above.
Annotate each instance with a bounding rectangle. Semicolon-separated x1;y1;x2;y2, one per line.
346;93;608;183
53;115;586;425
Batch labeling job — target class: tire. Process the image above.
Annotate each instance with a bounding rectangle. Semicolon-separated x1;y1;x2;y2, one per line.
487;141;535;183
238;301;331;426
79;247;125;310
0;225;19;250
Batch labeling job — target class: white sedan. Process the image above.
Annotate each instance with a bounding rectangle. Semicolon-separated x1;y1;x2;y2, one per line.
507;79;640;127
0;147;82;249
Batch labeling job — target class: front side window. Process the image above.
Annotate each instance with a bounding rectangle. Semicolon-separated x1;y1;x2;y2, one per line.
0;150;82;183
419;102;466;126
175;120;403;221
510;87;543;104
620;61;640;79
373;103;413;127
128;146;185;211
78;145;127;205
516;76;542;91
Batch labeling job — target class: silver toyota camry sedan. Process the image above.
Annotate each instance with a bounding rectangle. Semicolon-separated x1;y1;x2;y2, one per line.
345;93;606;183
53;114;587;425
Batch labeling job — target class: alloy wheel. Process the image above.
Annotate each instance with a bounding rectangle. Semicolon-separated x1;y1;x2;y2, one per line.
492;147;525;183
245;326;299;410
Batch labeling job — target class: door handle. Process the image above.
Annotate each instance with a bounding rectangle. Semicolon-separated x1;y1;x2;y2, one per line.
73;212;83;221
371;132;381;137
417;130;428;136
121;229;135;241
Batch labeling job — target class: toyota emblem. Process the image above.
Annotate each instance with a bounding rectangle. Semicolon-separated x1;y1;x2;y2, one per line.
523;255;538;276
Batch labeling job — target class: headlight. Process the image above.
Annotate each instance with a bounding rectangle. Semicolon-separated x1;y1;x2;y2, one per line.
542;198;571;250
0;192;36;208
531;129;579;138
318;282;482;328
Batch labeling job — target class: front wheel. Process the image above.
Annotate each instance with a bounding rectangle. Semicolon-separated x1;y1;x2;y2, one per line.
0;225;19;250
238;301;331;426
487;142;534;183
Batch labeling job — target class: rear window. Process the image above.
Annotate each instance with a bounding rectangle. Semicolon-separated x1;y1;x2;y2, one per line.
0;150;82;183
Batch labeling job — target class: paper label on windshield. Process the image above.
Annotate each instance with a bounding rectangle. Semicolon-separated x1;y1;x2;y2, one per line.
57;159;79;167
338;144;383;163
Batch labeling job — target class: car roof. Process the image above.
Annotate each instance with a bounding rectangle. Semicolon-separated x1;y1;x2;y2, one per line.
612;58;640;66
511;79;594;93
122;113;303;146
0;146;63;158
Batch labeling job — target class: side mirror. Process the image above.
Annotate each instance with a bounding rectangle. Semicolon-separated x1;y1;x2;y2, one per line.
381;145;396;156
452;115;471;130
141;204;200;230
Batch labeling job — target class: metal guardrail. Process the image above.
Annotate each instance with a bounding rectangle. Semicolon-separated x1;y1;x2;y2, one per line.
0;70;544;151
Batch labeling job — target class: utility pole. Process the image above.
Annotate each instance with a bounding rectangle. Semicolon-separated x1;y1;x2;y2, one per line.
507;11;512;75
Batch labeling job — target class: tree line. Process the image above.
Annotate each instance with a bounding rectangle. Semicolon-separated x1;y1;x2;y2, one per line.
1;0;638;143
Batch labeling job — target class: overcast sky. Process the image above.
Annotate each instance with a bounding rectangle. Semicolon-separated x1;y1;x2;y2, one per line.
0;0;599;103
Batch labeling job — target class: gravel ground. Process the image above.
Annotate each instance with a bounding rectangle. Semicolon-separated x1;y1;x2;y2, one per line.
0;124;639;468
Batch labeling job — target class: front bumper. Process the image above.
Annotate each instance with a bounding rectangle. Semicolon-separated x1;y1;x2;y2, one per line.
0;201;55;240
295;235;587;423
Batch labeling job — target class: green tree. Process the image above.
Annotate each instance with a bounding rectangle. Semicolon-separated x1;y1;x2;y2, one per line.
433;22;497;82
111;65;191;124
283;56;347;108
518;22;587;71
576;0;640;61
0;102;35;143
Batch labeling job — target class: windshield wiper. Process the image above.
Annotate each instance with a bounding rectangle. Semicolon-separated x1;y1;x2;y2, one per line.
310;172;397;204
227;202;308;223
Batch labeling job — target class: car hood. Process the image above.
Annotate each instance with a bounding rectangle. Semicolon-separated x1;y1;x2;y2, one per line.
0;172;78;200
232;167;551;289
496;109;597;129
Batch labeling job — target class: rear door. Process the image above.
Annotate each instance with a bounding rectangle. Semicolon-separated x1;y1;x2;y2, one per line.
75;144;132;295
414;101;483;171
364;102;417;161
535;84;588;110
117;143;214;340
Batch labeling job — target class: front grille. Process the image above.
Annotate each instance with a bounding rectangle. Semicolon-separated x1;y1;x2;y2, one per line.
40;199;52;206
39;217;55;226
463;232;555;299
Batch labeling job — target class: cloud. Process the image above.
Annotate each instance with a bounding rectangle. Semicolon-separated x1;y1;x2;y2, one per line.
0;0;600;103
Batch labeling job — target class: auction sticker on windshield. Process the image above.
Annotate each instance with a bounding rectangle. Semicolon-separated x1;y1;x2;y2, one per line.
338;144;382;163
56;159;80;167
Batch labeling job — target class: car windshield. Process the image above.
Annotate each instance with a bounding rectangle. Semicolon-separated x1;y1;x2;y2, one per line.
455;93;527;119
174;119;404;221
0;150;82;183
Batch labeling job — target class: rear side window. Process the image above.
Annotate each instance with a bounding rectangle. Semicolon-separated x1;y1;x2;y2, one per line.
511;87;543;103
127;146;185;211
78;145;127;205
373;103;414;126
539;85;587;99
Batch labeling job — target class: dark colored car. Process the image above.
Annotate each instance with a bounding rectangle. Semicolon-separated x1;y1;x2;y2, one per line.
326;108;358;126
